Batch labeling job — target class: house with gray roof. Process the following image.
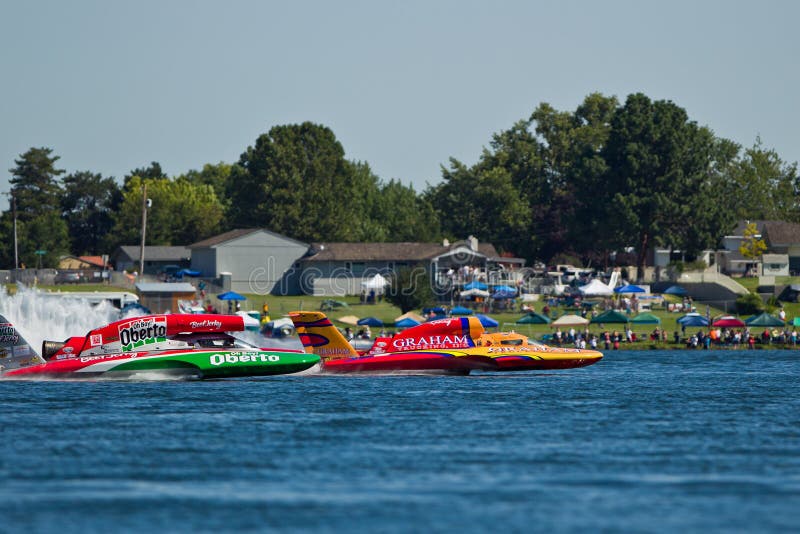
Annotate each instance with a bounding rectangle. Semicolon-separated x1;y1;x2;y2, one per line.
189;228;310;295
301;236;524;296
718;220;800;276
112;246;191;275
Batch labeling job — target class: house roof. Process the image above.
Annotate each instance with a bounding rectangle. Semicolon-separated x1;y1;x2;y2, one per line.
116;246;191;262
79;256;110;268
304;241;499;262
189;228;308;249
762;254;788;263
763;221;800;246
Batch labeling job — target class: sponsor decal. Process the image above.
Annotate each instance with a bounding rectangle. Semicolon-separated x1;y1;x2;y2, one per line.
318;347;353;357
0;323;20;344
118;317;167;351
90;334;103;346
80;353;139;363
392;334;470;350
190;319;222;330
209;352;280;366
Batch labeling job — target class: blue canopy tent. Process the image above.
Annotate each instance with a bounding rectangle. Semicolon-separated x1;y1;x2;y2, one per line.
491;290;516;299
476;314;499;328
217;291;246;301
492;285;517;293
395;317;421;328
677;313;709;327
664;285;688;296
614;284;645;294
174;268;202;278
450;306;473;315
217;290;246;313
463;281;488;291
357;317;384;327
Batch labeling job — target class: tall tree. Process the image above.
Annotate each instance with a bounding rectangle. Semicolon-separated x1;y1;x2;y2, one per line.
61;171;121;254
726;138;799;222
180;162;234;216
9;147;64;220
123;161;168;189
228;122;369;242
106;176;224;249
598;94;716;279
371;178;440;242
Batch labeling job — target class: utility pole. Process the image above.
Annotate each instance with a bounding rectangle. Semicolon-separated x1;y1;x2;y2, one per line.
139;182;147;277
11;192;18;270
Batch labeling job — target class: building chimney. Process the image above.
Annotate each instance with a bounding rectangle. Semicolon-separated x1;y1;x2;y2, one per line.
468;236;478;251
442;238;450;247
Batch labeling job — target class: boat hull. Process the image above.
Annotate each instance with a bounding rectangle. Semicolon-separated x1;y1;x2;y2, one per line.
322;351;497;374
2;349;320;380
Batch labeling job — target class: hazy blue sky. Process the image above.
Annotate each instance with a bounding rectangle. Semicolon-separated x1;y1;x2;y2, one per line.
2;0;798;199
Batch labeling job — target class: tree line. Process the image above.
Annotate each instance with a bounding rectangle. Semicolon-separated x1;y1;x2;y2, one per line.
2;92;797;274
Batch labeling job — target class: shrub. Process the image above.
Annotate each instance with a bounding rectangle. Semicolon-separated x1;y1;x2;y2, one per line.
736;293;763;315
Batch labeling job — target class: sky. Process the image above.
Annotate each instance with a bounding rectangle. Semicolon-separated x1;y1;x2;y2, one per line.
2;0;799;202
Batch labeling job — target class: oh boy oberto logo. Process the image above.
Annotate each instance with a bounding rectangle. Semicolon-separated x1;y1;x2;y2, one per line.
118;316;167;351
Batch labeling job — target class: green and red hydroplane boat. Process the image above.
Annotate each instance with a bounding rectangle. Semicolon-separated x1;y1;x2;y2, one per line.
0;313;320;379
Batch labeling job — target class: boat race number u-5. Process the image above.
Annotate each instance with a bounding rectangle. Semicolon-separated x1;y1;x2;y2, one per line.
118;316;167;351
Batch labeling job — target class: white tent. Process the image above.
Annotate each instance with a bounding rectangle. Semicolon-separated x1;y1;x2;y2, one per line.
578;279;613;296
551;314;590;326
460;288;490;298
362;273;389;289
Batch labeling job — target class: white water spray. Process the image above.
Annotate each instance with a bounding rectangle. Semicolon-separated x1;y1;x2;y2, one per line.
0;285;122;354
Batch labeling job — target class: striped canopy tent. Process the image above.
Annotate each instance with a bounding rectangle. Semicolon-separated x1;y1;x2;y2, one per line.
631;312;661;325
590;310;630;324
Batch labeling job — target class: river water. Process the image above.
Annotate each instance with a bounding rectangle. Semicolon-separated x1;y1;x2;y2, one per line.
2;349;798;533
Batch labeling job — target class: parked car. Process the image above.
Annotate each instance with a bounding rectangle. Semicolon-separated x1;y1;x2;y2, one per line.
54;271;82;284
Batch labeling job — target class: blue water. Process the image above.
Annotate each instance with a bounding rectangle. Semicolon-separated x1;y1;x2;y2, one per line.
2;350;799;533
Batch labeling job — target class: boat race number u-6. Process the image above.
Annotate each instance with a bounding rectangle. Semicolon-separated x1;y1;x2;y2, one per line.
118;316;167;351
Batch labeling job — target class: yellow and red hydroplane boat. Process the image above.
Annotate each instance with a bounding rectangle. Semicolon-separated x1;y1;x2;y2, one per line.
290;311;602;374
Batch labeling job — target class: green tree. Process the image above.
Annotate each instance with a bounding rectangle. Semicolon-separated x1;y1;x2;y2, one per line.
228;122;370;242
123;161;168;189
180;162;234;217
371;178;440;242
384;266;436;313
598;94;716;279
18;212;70;268
61;171;121;254
727;139;799;221
427;161;530;254
106;176;224;248
9;147;64;221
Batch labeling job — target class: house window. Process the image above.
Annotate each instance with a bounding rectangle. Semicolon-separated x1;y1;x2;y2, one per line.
346;262;365;275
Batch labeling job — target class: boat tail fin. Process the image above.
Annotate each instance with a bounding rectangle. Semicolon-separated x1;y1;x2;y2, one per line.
289;311;358;360
0;314;45;372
